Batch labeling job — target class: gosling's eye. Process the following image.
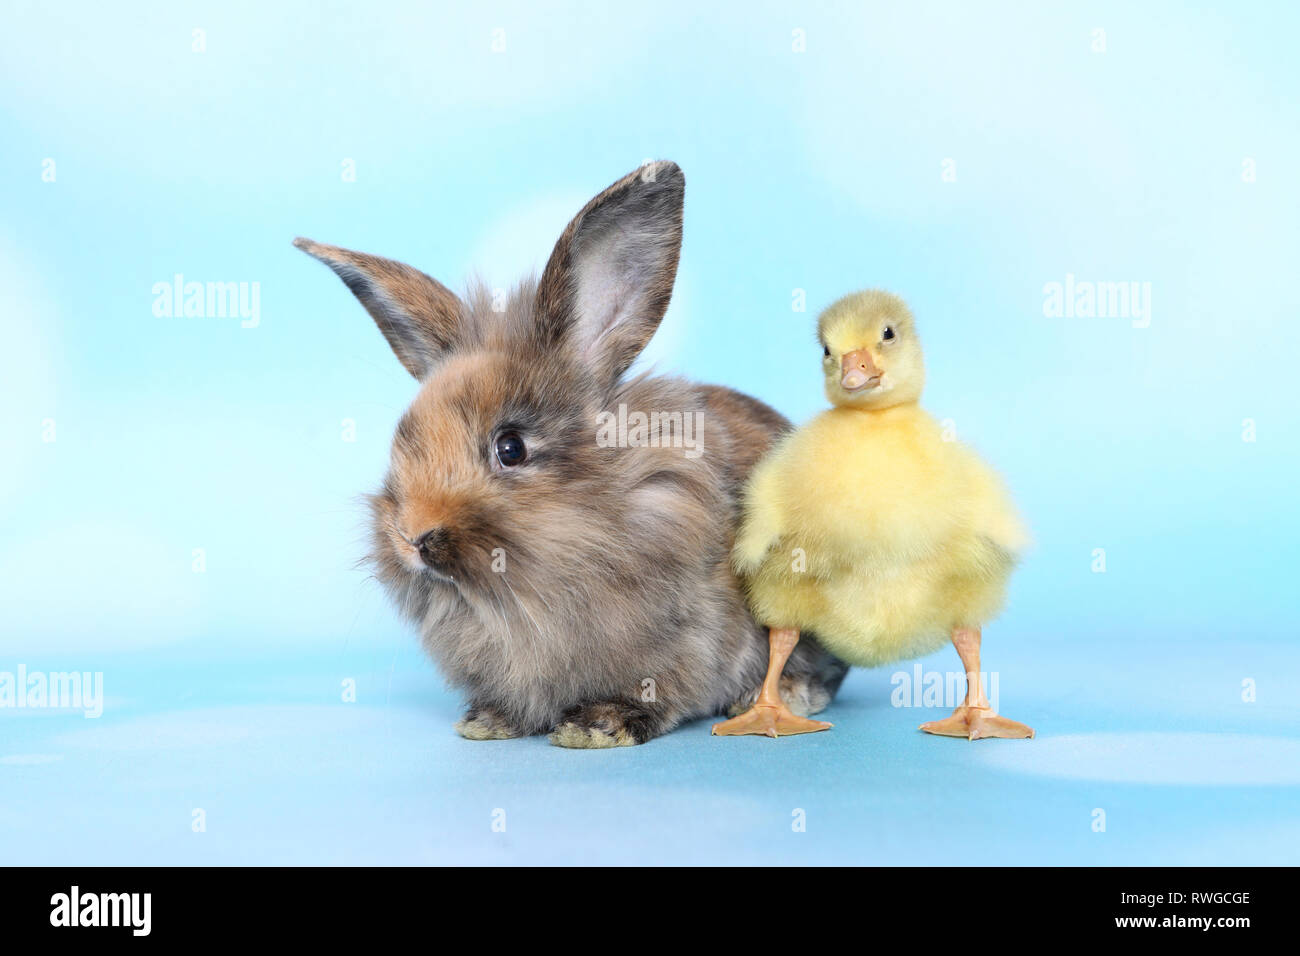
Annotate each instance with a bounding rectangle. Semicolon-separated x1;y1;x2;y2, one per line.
882;326;896;342
494;431;527;467
823;344;831;358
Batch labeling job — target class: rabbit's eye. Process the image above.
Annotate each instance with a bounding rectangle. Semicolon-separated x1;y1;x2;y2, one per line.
494;432;527;467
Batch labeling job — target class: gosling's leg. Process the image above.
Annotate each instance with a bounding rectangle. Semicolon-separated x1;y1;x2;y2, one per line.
712;628;834;738
919;626;1034;740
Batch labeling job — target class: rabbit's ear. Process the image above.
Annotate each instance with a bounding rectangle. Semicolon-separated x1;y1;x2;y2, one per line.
293;237;463;380
535;161;684;386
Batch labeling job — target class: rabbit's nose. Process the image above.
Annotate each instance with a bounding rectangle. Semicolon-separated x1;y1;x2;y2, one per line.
415;528;452;568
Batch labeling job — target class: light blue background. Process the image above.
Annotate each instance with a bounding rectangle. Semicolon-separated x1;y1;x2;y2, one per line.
2;1;1297;865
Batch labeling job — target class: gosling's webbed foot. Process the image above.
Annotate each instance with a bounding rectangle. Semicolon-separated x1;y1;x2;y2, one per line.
920;705;1034;741
712;703;832;738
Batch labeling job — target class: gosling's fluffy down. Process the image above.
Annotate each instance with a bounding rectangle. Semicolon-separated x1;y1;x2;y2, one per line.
732;290;1029;668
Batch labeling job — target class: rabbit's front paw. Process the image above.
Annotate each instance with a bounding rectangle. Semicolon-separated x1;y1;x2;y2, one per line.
455;705;521;741
548;701;659;749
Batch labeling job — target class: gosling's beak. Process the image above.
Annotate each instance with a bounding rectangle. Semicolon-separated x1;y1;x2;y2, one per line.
840;349;881;392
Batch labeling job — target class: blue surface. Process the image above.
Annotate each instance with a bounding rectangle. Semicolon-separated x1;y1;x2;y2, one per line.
5;637;1300;865
3;1;1298;865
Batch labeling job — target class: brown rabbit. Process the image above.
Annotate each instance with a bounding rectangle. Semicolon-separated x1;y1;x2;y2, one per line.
294;162;846;747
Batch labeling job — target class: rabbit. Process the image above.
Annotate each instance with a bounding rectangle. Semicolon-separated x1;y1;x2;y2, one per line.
294;161;847;747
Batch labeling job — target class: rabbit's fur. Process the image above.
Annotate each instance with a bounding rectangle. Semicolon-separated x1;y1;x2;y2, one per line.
295;162;847;746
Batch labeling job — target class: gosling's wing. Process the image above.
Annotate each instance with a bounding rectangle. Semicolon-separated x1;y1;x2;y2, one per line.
731;452;788;575
953;444;1031;557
